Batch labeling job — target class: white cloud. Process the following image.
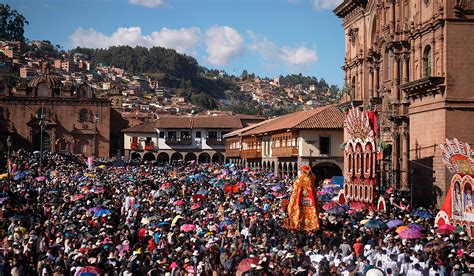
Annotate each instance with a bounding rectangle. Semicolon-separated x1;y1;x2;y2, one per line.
129;0;166;8
281;47;318;66
69;26;201;55
204;26;244;66
312;0;343;10
248;31;318;68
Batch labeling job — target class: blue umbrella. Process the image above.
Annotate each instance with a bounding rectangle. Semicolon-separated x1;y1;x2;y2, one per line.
157;221;171;227
94;209;112;217
327;205;346;214
197;189;208;195
412;208;432;219
224;163;233;167
13;171;30;180
219;219;234;229
387;219;403;228
364;219;388;229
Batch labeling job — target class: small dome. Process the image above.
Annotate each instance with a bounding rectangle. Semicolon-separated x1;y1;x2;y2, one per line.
29;74;63;89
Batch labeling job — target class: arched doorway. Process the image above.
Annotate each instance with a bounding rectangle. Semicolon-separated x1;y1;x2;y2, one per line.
185;152;197;162
77;140;90;155
312;162;343;181
33;131;51;152
170;152;183;162
198;153;211;164
157;152;170;163
143;152;156;162
212;153;224;164
130;152;141;160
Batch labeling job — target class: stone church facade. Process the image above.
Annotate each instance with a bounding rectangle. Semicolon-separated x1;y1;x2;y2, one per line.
335;0;474;206
0;62;111;157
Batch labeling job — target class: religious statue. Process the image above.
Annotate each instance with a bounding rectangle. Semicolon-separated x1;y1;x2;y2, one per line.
286;165;320;231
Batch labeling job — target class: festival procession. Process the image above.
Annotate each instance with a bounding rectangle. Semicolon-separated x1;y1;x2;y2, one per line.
0;110;472;276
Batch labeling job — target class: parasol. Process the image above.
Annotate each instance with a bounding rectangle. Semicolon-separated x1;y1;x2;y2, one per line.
423;240;449;252
396;225;409;234
364;219;387;229
387;219;403;229
94;209;112;217
180;224;196;232
412;208;432;219
74;266;101;276
236;257;259;276
399;228;423;239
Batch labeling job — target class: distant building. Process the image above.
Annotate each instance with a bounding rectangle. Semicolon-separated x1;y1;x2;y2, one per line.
19;67;37;79
122;115;259;163
224;105;344;179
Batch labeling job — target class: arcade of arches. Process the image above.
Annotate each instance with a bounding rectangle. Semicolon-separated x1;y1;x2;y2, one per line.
130;151;226;164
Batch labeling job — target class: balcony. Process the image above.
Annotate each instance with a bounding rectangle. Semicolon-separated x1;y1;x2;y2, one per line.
241;149;262;159
400;77;445;100
144;143;155;151
225;148;241;157
131;143;140;151
272;146;299;157
206;137;225;146
165;137;192;145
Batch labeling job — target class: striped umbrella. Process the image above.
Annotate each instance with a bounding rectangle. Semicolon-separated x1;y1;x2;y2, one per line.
75;266;100;276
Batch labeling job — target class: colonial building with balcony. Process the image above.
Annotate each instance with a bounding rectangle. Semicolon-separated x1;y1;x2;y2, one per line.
225;105;345;179
123;115;257;163
334;0;474;206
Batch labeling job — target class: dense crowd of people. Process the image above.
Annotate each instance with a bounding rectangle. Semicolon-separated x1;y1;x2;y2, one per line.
0;150;472;275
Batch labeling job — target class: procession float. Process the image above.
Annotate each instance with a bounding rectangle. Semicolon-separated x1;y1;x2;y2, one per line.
340;107;381;210
435;138;474;236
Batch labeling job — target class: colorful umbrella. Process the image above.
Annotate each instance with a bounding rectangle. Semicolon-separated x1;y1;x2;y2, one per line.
437;224;458;231
322;201;340;211
387;219;403;229
87;207;103;215
396;225;409;234
191;203;202;210
71;194;85;202
408;223;424;231
180;224;196;232
74;266;100;276
436;228;454;235
174;200;185;206
327;205;346;214
36;176;47;181
94;209;112;217
364;219;387;229
412;208;432;219
219;219;234;229
423;240;449;252
157;221;171;227
360;219;369;225
399;228;423;239
236;257;259;276
349;201;368;211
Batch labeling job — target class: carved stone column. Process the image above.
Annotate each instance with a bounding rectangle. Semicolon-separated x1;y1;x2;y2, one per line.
400;122;410;191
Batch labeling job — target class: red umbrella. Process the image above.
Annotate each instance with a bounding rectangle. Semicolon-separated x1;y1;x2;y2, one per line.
174;200;185;206
350;201;368;210
191;203;202;210
437;224;458;231
436;228;454;235
71;194;85;202
236;257;259;275
180;224;196;232
322;201;340;211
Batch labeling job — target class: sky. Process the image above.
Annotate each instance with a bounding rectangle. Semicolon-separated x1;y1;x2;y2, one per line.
6;0;345;86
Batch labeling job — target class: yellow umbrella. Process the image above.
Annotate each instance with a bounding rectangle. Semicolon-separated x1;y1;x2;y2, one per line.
396;225;409;234
98;165;106;169
172;215;183;226
360;219;369;225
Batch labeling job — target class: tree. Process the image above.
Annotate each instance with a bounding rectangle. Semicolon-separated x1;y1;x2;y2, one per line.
0;4;29;42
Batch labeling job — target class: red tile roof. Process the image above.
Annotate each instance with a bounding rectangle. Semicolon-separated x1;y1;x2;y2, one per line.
241;105;344;136
123;115;244;133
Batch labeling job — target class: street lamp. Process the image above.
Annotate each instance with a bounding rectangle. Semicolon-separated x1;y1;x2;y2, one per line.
93;113;99;156
36;105;47;172
6;135;11;184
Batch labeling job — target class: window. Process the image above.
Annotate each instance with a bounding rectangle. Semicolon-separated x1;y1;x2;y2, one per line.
145;137;152;144
423;45;432;77
37;83;49;97
320;136;330;155
159;132;165;138
181;131;190;139
208;131;217;139
195;131;201;138
386;49;393;80
168;131;176;139
79;109;89;122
